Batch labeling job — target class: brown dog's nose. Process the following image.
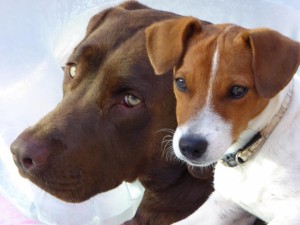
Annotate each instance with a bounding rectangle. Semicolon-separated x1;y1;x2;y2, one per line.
179;135;207;160
10;135;50;175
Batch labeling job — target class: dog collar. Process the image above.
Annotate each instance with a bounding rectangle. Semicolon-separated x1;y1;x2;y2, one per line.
220;81;294;167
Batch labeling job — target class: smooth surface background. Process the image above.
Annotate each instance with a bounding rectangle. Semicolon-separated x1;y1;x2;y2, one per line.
0;0;299;224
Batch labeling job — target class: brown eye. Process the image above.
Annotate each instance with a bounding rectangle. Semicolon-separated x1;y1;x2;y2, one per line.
229;85;248;99
124;94;141;107
68;64;76;78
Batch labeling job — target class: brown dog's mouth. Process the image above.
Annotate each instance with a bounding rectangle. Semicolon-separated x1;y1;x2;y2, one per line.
31;178;91;202
22;165;95;202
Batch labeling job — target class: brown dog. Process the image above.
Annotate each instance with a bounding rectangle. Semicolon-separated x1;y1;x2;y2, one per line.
10;2;213;224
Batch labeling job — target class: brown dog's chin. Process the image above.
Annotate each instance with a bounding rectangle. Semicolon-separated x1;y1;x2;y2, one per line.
28;175;110;203
48;189;97;203
43;188;90;203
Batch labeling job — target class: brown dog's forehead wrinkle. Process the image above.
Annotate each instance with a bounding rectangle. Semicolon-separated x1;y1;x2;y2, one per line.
70;43;106;67
87;28;156;107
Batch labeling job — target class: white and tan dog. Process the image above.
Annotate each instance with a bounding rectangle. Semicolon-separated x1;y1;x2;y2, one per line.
146;17;300;224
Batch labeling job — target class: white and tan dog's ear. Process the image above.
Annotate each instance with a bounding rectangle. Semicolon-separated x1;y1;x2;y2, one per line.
146;17;202;75
244;29;300;98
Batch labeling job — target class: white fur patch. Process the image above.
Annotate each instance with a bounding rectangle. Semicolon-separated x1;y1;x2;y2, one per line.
173;107;232;166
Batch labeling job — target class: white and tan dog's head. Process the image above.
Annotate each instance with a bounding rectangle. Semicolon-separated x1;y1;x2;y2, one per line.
146;17;300;166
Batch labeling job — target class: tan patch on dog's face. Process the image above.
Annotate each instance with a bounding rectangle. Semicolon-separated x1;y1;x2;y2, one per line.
174;30;216;125
175;25;269;142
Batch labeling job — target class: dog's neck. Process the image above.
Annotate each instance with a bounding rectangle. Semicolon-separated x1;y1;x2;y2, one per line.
249;83;293;133
129;157;213;224
222;80;294;167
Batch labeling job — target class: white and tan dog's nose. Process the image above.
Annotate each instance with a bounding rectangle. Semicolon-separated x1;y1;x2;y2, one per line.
179;134;208;160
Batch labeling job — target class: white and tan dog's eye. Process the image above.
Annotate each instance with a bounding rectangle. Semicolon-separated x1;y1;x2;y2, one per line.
68;64;77;78
175;77;187;92
229;85;248;99
124;94;141;107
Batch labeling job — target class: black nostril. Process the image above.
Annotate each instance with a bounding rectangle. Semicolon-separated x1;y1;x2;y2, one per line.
179;135;208;160
10;134;51;174
22;157;34;169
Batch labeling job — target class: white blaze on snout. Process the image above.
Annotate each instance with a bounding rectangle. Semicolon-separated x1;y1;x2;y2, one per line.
173;46;233;166
173;108;232;166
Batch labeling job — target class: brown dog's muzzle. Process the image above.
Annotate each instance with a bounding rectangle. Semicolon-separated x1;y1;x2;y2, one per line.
11;131;52;176
10;101;94;201
10;94;136;202
11;106;69;179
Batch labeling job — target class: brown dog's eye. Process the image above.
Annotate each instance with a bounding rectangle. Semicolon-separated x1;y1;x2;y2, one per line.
229;85;248;99
67;64;77;78
175;78;187;92
123;94;141;107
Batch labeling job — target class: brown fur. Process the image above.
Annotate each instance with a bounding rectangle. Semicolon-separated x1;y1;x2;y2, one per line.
10;3;214;225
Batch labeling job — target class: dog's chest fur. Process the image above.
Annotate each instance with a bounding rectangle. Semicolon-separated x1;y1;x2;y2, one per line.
214;77;300;222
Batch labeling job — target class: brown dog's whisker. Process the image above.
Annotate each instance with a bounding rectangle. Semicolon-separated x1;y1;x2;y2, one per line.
161;137;182;164
156;128;178;162
155;128;175;134
163;146;176;162
161;138;172;158
161;134;173;144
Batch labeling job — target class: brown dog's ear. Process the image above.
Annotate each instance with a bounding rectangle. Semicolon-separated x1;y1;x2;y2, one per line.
245;29;300;98
86;8;112;36
146;17;202;75
119;1;150;10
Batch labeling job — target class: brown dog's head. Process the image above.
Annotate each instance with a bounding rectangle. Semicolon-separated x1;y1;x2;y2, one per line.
10;2;179;202
146;17;300;166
